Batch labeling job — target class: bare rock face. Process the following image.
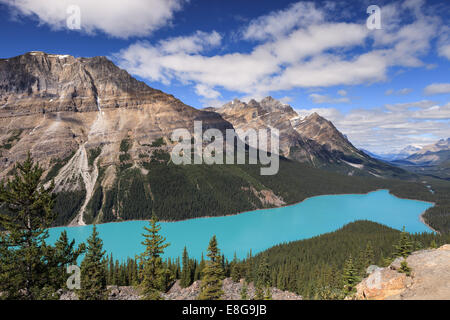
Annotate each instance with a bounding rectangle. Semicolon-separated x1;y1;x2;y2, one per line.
0;52;233;175
214;97;333;164
293;112;361;157
356;244;450;300
0;52;232;173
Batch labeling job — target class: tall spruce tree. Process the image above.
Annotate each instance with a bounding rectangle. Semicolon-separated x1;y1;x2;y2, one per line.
393;227;414;258
0;153;74;299
79;225;107;300
255;256;270;300
198;235;224;300
230;252;240;282
47;231;85;290
139;214;171;300
342;255;359;296
240;281;248;300
180;246;192;288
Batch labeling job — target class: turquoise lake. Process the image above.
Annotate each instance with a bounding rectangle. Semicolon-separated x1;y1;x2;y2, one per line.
48;190;433;261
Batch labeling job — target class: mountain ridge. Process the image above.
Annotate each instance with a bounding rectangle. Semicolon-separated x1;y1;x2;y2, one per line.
212;96;412;179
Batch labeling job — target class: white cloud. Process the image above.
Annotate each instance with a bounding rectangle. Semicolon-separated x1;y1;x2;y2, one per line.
242;2;324;41
295;100;450;153
0;0;184;38
337;90;347;96
439;44;450;60
385;88;413;95
160;31;222;54
195;84;221;99
309;93;350;104
115;0;440;99
424;83;450;95
437;25;450;60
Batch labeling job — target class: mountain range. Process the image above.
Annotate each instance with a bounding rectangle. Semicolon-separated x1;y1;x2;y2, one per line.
0;52;419;226
388;138;450;180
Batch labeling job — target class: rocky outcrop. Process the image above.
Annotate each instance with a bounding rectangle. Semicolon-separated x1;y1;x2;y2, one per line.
162;278;302;300
356;244;450;300
59;285;141;300
58;278;302;300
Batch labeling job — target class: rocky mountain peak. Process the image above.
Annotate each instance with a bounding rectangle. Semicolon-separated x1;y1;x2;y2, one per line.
306;112;322;120
0;51;165;116
0;51;233;188
215;96;407;178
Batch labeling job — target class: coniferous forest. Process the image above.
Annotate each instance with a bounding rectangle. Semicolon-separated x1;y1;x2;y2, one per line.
1;155;449;300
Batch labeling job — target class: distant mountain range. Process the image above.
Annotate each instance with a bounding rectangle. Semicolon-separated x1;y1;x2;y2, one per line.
365;138;450;180
404;138;450;165
362;145;421;162
0;52;414;226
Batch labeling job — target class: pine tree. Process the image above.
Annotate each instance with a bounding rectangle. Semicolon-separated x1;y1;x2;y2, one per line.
48;231;85;289
399;260;411;276
264;287;272;300
342;255;359;296
198;235;224;300
139;214;171;300
240;281;248;299
0;153;68;299
364;242;375;267
180;246;192;288
430;240;438;249
194;253;205;281
393;227;413;258
230;252;240;282
79;225;107;300
254;256;270;300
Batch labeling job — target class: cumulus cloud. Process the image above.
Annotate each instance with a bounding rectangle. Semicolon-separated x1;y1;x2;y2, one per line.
241;1;324;41
195;84;221;99
424;83;450;95
0;0;184;38
296;100;450;153
114;0;441;100
159;31;222;54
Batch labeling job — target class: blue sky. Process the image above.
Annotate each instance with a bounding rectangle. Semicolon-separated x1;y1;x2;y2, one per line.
0;0;449;153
